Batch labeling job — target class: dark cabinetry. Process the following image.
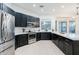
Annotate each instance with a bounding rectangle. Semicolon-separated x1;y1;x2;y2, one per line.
64;39;73;55
58;36;64;52
73;41;79;55
36;32;51;41
22;14;27;27
0;3;2;10
41;32;51;40
36;33;41;41
15;12;40;27
52;33;58;46
27;15;40;27
15;34;28;49
52;33;73;55
15;12;27;27
52;33;79;55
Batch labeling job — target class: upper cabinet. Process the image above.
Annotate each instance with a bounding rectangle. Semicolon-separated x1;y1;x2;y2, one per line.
0;3;2;10
26;15;40;28
15;12;40;27
15;12;27;27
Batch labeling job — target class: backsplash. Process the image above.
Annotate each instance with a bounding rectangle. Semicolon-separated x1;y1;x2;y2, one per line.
15;27;40;35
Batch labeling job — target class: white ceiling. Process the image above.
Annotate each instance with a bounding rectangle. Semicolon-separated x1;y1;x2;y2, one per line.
13;3;79;16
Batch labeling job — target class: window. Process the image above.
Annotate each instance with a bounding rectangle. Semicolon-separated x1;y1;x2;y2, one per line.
69;21;75;33
59;21;67;33
41;20;51;31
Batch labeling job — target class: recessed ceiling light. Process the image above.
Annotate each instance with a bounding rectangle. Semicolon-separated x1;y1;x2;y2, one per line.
52;9;55;12
61;5;65;8
33;4;36;7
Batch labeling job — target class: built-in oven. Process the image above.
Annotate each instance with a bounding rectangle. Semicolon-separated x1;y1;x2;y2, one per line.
28;32;36;44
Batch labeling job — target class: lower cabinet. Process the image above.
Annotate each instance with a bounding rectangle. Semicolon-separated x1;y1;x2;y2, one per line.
52;33;79;55
58;37;64;52
15;34;28;49
41;32;51;40
36;33;41;41
63;39;73;55
52;33;58;46
36;32;51;40
73;41;79;55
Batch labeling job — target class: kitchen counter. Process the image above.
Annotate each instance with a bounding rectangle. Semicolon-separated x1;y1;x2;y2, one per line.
15;27;79;41
52;32;79;41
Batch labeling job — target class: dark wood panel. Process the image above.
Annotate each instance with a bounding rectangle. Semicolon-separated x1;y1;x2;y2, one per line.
52;33;73;55
36;33;41;41
0;3;3;10
36;32;51;40
15;34;28;49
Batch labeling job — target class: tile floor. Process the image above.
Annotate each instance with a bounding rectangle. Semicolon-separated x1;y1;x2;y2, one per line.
15;40;64;55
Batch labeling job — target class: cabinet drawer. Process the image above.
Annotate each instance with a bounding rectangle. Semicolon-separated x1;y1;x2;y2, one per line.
64;41;72;55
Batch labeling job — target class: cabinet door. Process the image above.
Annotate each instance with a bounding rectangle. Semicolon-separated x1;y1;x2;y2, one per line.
18;34;28;47
15;12;22;27
36;33;41;41
41;32;51;40
58;37;64;52
0;3;1;9
21;15;27;27
52;34;59;46
15;34;28;48
27;15;31;22
0;3;3;10
64;39;73;55
15;35;19;49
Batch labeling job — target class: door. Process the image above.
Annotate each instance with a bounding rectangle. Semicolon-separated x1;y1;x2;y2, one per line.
1;12;8;42
6;13;15;40
2;12;15;42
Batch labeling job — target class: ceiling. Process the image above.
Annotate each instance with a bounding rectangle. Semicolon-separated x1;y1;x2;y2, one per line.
13;3;79;16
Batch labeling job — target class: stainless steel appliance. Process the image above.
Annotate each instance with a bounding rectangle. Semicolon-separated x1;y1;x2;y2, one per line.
0;10;15;55
28;32;36;44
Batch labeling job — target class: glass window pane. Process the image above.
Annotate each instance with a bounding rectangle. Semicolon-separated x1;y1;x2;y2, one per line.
41;21;51;31
69;21;75;33
59;21;67;33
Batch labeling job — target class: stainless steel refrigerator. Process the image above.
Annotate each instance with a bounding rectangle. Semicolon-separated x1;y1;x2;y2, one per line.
0;10;15;55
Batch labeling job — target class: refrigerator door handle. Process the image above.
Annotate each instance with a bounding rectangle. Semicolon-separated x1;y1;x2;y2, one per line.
1;12;5;42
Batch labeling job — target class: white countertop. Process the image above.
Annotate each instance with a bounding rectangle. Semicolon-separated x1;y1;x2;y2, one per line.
52;32;79;41
15;28;79;41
